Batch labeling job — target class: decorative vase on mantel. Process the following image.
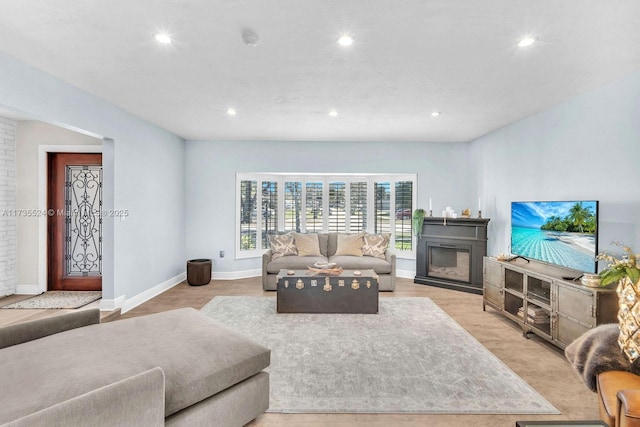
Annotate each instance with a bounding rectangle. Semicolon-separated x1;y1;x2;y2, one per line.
617;276;640;362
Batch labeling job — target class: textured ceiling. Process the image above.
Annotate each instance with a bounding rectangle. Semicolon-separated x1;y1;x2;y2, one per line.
0;1;639;142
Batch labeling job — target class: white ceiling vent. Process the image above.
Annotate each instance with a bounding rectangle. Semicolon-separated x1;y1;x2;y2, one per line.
241;28;259;46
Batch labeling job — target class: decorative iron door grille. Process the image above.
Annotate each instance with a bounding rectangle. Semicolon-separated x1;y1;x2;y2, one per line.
64;165;102;276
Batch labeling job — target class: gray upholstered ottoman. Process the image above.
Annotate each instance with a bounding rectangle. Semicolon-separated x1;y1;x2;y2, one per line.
0;308;270;426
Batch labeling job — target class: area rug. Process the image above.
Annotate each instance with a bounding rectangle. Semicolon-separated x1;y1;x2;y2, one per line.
1;291;102;309
200;296;559;414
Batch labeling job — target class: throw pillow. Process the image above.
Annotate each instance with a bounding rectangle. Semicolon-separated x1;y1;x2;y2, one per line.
293;233;322;257
334;233;365;256
270;233;298;259
362;233;390;259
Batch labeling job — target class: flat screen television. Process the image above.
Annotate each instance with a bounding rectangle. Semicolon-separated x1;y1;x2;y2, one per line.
511;200;599;273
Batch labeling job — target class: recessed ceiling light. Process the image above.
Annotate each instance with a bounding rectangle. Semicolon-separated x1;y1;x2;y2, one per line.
154;33;172;44
431;111;441;117
328;110;339;117
337;34;354;47
227;108;237;116
518;36;536;47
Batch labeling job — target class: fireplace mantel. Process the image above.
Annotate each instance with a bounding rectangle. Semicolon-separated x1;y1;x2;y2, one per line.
414;217;490;294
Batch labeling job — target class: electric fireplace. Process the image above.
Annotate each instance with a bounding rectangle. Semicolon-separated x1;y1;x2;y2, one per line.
415;217;489;294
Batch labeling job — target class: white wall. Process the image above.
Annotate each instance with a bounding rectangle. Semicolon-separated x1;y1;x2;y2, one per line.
15;121;101;288
471;70;640;264
5;48;636;291
185;140;474;276
0;51;185;309
0;117;16;296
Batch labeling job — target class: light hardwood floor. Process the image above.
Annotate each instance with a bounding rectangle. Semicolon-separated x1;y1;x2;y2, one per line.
1;278;601;427
0;294;119;325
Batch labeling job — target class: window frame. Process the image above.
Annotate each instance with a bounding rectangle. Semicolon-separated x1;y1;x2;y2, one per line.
236;173;417;260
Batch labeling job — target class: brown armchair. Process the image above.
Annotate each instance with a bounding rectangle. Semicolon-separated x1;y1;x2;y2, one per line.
597;371;640;427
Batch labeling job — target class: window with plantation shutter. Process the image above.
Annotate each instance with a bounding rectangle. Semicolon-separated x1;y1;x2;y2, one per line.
349;182;367;233
395;181;413;250
305;182;323;232
374;182;391;235
239;180;257;250
261;181;278;249
236;173;416;259
284;182;302;232
328;182;346;232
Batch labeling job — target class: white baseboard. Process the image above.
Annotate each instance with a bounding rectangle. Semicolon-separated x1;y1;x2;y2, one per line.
119;272;186;314
396;269;415;279
15;274;187;312
100;295;125;311
212;269;261;280
15;284;41;295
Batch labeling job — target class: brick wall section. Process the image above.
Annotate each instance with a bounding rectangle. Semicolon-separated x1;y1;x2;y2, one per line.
0;117;16;296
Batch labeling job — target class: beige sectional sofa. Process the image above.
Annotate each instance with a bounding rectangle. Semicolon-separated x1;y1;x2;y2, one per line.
262;232;396;291
0;308;270;427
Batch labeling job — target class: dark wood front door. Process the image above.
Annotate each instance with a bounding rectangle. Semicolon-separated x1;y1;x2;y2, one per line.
48;153;102;291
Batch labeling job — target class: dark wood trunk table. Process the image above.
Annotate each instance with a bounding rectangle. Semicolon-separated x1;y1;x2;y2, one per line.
276;269;379;314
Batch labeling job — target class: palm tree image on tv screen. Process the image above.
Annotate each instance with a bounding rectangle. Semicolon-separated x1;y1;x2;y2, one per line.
511;201;598;273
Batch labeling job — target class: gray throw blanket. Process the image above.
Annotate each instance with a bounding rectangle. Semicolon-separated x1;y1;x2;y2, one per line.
565;323;640;392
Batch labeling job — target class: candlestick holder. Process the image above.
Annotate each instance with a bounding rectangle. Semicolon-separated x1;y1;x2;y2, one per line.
429;209;433;217
477;210;482;219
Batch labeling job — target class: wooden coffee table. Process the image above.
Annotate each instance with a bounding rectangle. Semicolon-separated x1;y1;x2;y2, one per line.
276;269;379;314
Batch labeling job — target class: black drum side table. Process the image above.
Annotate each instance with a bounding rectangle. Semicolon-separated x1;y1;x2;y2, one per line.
187;259;212;286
